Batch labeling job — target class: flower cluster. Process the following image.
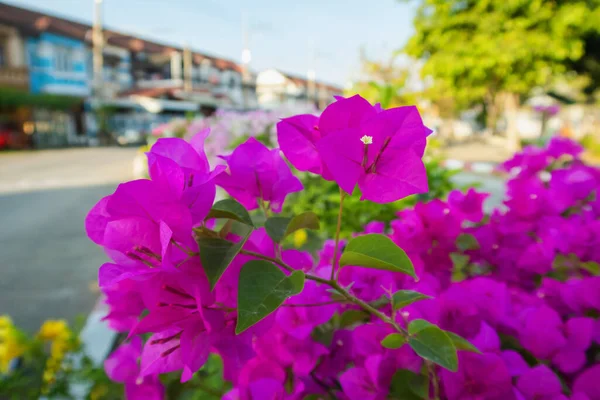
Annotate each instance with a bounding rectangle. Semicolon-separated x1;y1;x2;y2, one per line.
89;95;599;400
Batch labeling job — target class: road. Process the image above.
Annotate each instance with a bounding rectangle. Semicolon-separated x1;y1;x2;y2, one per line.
0;147;505;333
0;148;137;332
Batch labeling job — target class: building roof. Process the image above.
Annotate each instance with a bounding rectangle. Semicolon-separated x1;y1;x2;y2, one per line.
0;1;242;72
278;70;343;93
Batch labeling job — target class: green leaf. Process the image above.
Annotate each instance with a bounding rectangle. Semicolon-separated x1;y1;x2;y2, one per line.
339;309;369;328
408;319;435;335
580;261;600;276
339;234;416;278
197;226;252;289
445;331;481;353
456;233;479;251
264;212;320;243
451;252;470;281
207;199;254;226
392;290;432;311
390;369;427;400
381;333;406;349
409;324;458;371
236;260;305;334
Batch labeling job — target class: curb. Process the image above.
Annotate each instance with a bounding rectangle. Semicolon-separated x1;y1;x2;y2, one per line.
78;296;116;365
66;296;117;400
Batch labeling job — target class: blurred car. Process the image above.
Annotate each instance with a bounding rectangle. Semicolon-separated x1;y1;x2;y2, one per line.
116;129;145;146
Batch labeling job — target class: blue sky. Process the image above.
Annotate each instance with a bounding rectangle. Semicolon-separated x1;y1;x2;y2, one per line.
5;0;416;86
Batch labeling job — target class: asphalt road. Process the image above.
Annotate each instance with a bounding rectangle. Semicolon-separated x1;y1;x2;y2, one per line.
0;148;137;333
0;147;505;333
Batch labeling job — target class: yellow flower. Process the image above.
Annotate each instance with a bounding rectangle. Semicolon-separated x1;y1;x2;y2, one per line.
293;229;308;248
38;319;70;341
0;315;12;330
90;384;109;400
0;332;26;373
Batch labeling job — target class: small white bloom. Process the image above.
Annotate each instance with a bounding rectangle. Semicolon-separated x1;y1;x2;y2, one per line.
360;135;373;145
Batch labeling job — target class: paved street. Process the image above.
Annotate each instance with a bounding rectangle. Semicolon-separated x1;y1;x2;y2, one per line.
0;148;137;332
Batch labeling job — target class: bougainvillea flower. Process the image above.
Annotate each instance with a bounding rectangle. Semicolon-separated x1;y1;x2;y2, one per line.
519;306;566;359
215;137;302;212
278;95;430;203
147;132;225;224
85;180;195;259
340;355;390;400
104;337;165;400
517;365;564;400
546;137;584;159
441;352;516;400
500;145;550;176
574;365;600;400
553;317;595;373
276;114;323;175
501;350;529;377
276;281;336;339
448;188;489;222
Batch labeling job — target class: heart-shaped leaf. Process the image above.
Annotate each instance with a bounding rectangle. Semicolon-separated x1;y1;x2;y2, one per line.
445;331;481;353
339;234;416;278
381;333;406;349
207;199;254;226
197;225;251;290
390;369;428;400
236;260;305;334
408;319;434;335
264;212;320;243
456;233;479;251
392;290;432;311
408;321;458;371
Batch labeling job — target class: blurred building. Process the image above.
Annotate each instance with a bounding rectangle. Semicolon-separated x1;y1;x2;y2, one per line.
256;68;342;111
0;2;252;148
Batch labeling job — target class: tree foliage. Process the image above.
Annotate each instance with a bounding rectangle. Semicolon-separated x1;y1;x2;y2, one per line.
404;0;600;109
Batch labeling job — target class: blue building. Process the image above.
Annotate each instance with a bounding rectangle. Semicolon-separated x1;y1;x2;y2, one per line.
0;1;249;149
27;32;90;97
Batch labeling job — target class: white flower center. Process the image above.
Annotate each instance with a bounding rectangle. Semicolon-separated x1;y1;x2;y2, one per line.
360;135;373;145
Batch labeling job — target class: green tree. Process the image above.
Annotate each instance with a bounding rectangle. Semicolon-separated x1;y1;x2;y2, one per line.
404;0;600;143
349;50;415;108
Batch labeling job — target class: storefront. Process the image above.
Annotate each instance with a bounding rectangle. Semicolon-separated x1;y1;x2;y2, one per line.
0;86;83;149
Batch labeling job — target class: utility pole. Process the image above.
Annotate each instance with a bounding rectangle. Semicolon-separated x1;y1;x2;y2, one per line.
241;11;251;110
183;44;192;92
92;0;106;144
92;0;104;97
307;40;317;109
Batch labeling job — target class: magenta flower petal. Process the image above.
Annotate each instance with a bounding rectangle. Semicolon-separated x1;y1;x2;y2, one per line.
140;329;185;377
319;94;377;134
179;321;210;382
104;337;143;383
150;137;209;174
277;114;322;174
216;137;302;212
147;153;185;199
86;196;111;245
358;148;428;203
125;376;165;400
517;365;563;399
316;128;363;194
574;365;600;400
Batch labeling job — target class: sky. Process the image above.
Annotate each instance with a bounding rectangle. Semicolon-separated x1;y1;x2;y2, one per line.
4;0;417;86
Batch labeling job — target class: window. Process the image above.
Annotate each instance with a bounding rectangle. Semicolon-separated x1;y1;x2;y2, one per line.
54;45;73;72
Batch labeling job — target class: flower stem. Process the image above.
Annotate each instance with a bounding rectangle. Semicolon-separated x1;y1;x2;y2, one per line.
239;249;408;337
428;362;440;400
330;188;346;281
